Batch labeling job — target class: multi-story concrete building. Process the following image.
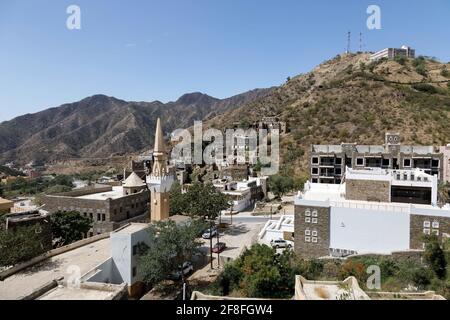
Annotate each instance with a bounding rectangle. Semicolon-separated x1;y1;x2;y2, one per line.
42;175;149;237
439;144;450;184
213;178;265;212
295;167;450;259
310;133;443;184
370;45;416;61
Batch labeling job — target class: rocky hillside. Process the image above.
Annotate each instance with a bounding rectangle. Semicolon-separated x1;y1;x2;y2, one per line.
0;89;272;164
206;53;450;178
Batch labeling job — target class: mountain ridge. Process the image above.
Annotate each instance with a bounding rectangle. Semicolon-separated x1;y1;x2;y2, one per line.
0;89;273;164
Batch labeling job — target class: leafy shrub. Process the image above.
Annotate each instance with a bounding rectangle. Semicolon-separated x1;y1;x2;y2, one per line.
412;83;438;94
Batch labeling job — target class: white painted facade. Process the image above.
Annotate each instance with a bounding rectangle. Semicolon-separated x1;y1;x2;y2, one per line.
295;168;450;255
84;223;151;287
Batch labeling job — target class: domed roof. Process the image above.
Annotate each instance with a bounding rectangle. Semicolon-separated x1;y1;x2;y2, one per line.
123;172;146;188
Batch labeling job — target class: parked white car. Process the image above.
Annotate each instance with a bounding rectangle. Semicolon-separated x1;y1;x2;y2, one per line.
270;239;292;249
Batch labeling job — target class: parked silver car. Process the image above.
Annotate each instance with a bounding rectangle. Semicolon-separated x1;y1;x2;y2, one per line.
202;227;218;239
270;239;292;249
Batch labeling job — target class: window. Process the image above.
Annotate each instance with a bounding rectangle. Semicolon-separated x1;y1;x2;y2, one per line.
403;159;411;167
432;159;440;168
335;157;342;165
312;157;319;165
423;221;431;228
312;230;318;237
312;178;318;183
97;213;101;221
133;245;138;256
305;217;311;223
305;230;311;236
89;213;93;219
382;159;390;167
312;218;318;224
305;210;311;217
423;228;431;235
102;214;106;222
312;211;318;217
311;168;319;175
432;230;439;236
312;237;318;243
432;221;440;229
335;168;342;175
356;158;364;166
132;267;137;277
305;237;311;243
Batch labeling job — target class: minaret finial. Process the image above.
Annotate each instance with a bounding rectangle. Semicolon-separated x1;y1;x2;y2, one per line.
154;118;165;154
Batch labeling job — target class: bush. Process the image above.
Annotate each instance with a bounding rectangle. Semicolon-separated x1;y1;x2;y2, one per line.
441;68;450;78
0;225;46;267
412;83;438;94
395;56;407;66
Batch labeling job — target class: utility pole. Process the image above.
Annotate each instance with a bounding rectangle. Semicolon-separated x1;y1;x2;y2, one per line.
359;32;363;52
229;203;233;225
216;219;221;269
346;31;351;54
209;219;214;269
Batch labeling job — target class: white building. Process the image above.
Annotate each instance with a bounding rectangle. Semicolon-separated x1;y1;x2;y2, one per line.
294;168;450;258
370;45;416;61
82;223;151;297
259;215;294;245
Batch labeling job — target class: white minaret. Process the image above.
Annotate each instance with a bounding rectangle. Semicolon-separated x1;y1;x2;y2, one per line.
146;118;174;221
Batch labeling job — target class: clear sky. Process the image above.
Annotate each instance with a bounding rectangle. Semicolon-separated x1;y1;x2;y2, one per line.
0;0;449;122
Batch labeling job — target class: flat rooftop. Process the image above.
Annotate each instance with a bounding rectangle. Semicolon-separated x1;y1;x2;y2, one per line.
0;238;111;300
37;284;125;300
296;182;450;217
76;186;125;200
312;144;438;155
113;223;149;234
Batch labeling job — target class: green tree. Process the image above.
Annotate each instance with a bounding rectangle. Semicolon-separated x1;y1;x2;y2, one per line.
217;244;298;298
423;235;447;279
0;225;46;267
438;182;449;207
51;211;92;247
268;174;295;199
183;182;229;220
169;181;188;216
138;219;206;286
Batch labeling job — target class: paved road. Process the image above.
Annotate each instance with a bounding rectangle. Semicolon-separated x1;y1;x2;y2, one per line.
220;215;280;224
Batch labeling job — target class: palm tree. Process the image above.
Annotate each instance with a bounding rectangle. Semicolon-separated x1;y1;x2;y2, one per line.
437;182;449;207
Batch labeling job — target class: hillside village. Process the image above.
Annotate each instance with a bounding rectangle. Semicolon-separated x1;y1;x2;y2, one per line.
1;47;450;301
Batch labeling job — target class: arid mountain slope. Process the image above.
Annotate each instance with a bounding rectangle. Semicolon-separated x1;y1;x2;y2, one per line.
206;53;450;178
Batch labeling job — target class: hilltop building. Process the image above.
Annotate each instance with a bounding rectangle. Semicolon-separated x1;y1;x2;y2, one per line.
310;132;443;184
146;118;174;222
295;167;450;259
370;45;416;61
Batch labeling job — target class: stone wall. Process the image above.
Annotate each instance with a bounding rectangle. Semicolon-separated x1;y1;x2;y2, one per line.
42;189;149;235
345;179;390;202
410;214;450;249
294;205;330;259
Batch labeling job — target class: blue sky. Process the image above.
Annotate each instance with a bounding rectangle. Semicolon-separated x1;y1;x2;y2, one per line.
0;0;449;122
